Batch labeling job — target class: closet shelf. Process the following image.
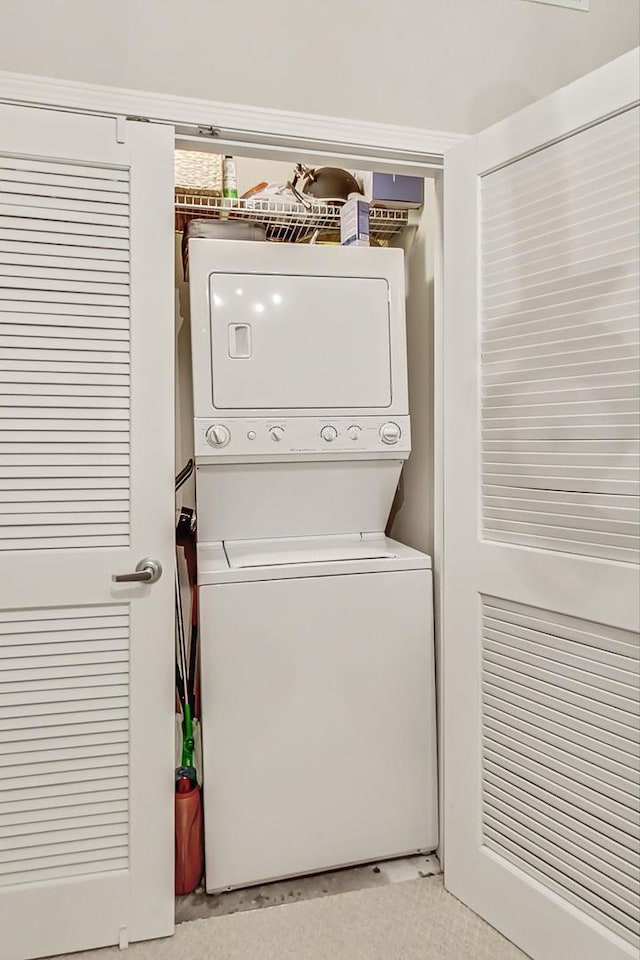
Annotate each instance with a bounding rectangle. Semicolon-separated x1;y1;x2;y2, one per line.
175;192;416;244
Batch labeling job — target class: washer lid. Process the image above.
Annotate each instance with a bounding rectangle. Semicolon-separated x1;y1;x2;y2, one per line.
197;535;431;585
225;535;396;569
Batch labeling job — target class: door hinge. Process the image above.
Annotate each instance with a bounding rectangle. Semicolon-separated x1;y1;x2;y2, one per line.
196;125;222;138
115;116;127;144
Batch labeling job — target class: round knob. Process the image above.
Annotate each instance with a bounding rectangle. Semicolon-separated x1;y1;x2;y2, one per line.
347;425;362;441
269;425;285;442
321;425;338;442
206;424;231;448
380;421;402;445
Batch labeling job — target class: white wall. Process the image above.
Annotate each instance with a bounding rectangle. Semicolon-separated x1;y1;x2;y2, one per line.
232;159;292;197
1;1;637;133
389;180;437;556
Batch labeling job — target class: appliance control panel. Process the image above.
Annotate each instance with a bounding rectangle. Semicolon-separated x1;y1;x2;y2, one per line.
195;416;411;459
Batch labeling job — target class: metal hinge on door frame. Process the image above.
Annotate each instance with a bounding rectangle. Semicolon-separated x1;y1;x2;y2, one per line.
119;113;159;143
116;116;127;144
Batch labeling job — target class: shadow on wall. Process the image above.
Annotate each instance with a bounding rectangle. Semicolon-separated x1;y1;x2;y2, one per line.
388;185;436;556
468;83;536;134
175;233;196;509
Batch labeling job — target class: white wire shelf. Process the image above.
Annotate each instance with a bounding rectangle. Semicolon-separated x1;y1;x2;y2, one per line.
175;192;415;245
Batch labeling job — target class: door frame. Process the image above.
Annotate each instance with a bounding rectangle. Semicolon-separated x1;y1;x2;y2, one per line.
0;69;464;171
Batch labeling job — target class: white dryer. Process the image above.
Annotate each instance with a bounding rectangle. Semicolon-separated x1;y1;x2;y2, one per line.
189;240;438;892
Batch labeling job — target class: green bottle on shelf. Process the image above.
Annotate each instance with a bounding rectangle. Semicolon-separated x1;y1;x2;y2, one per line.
223;155;238;199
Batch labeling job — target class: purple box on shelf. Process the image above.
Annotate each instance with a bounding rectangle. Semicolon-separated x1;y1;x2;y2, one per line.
362;172;424;209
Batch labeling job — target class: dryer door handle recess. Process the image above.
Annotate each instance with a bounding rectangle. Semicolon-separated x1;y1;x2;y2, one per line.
228;323;252;359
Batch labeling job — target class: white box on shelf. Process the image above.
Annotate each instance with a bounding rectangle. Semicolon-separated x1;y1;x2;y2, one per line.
340;194;370;246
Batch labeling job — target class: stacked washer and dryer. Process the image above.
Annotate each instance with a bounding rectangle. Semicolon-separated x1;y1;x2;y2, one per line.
189;239;438;893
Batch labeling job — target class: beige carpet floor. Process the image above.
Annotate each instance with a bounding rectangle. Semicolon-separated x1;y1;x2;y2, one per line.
59;876;529;960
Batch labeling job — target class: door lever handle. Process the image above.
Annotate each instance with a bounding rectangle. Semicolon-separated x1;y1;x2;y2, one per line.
112;557;162;584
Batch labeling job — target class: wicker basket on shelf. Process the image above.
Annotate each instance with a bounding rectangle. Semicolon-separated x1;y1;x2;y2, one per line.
174;150;224;196
175;150;225;233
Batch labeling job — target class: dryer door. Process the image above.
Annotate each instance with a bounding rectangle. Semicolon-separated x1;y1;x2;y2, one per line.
209;273;392;410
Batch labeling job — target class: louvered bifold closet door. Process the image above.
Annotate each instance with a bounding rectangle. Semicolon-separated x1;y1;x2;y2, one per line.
0;105;174;960
0;149;132;889
475;102;640;954
445;52;639;960
481;107;640;564
0;155;130;550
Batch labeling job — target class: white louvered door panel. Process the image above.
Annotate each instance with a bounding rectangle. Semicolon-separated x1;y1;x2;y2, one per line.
0;105;175;960
482;597;640;946
444;51;640;960
0;154;131;552
0;605;130;888
481;106;640;564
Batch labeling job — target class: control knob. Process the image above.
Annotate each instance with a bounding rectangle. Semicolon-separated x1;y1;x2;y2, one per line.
321;425;338;442
206;424;231;448
269;425;285;442
347;425;362;441
380;422;401;445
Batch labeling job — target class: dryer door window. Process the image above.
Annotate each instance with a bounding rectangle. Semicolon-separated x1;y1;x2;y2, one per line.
209;273;392;410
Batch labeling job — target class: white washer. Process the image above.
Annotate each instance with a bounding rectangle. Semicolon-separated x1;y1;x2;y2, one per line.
198;535;438;893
